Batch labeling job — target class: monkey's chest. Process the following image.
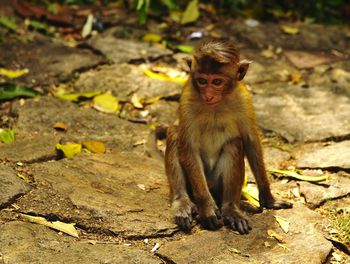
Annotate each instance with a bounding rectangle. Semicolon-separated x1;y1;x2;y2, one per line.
198;124;239;171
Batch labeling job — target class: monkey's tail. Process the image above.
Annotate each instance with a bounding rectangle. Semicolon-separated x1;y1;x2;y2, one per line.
145;125;168;160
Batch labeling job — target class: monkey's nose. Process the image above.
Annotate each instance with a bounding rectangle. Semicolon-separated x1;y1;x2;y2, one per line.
205;95;214;102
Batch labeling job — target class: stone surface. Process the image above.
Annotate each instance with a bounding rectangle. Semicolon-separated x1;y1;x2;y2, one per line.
158;204;332;264
229;22;349;54
88;30;172;64
18;151;176;238
0;165;30;208
0;221;160;264
0;37;105;92
0;135;59;163
73;64;181;101
299;176;350;208
253;84;350;142
297;141;350;169
13;96;149;152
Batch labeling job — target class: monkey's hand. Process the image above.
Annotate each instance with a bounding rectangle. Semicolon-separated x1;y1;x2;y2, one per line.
198;199;223;230
259;193;293;210
222;204;251;234
172;198;197;232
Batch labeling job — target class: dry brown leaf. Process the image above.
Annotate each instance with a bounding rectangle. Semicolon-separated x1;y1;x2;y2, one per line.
81;140;106;154
53;122;68;131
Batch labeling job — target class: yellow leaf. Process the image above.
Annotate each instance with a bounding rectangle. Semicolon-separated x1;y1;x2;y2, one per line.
131;93;144;109
143;33;162;43
81;140;106;154
93;92;120;113
55;91;101;102
0;68;29;78
143;68;187;85
268;169;329;182
53;122;68;131
181;0;199;25
274;216;290;233
56;143;82;158
0;128;15;144
144;96;161;105
241;174;260;207
267;229;284;243
20;214;79;238
281;25;299;35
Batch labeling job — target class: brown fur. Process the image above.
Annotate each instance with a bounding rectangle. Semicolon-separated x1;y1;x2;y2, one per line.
165;39;292;234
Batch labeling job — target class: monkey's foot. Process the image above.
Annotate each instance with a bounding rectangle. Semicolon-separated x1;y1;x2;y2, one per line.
172;198;197;232
260;198;293;210
223;211;251;235
199;207;223;231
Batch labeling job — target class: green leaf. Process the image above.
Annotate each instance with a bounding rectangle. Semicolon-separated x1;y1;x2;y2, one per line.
55;91;101;102
92;92;120;113
27;20;51;34
0;129;15;144
56;143;82;158
161;0;179;10
176;44;194;53
0;16;18;31
269;169;329;182
0;83;38;100
181;0;199;25
143;33;162;43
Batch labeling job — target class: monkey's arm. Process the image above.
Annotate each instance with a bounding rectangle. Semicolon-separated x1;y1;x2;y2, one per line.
243;132;292;210
178;142;222;230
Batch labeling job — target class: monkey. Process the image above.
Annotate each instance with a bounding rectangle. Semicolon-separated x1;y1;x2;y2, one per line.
165;39;292;235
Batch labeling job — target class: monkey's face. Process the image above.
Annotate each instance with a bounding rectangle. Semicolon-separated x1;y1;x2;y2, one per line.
193;72;232;106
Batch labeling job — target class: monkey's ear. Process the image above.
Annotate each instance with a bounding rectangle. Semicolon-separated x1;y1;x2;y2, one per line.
181;57;192;71
237;60;252;81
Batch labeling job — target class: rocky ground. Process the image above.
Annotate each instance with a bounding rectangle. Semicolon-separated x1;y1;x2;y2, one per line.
1;2;350;263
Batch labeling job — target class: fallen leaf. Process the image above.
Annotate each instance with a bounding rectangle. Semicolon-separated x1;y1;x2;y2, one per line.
176;44;194;53
277;243;289;252
267;229;284;243
241;174;260;207
274;216;290;233
0;83;38;100
16;173;30;183
56;143;82;158
55;91;101;102
25;19;53;34
143;68;187;85
81;14;94;38
0;128;15;143
81;140;106;154
0;16;18;31
181;0;199;25
93;92;120;113
151;242;160;252
20;214;79;238
131;93;144;109
143;33;162;43
281;25;299;35
0;68;29;78
269;169;329;182
53;122;68;131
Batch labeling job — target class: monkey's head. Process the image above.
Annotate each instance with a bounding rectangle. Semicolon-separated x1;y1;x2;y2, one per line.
188;39;251;106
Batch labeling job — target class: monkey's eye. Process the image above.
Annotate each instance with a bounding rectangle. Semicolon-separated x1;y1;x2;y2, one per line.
196;78;207;85
212;79;223;86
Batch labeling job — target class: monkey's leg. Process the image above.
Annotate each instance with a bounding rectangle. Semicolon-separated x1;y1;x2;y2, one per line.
217;138;251;234
244;133;292;210
165;126;196;231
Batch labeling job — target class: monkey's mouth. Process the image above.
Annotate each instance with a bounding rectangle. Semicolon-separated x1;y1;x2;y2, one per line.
206;101;219;106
